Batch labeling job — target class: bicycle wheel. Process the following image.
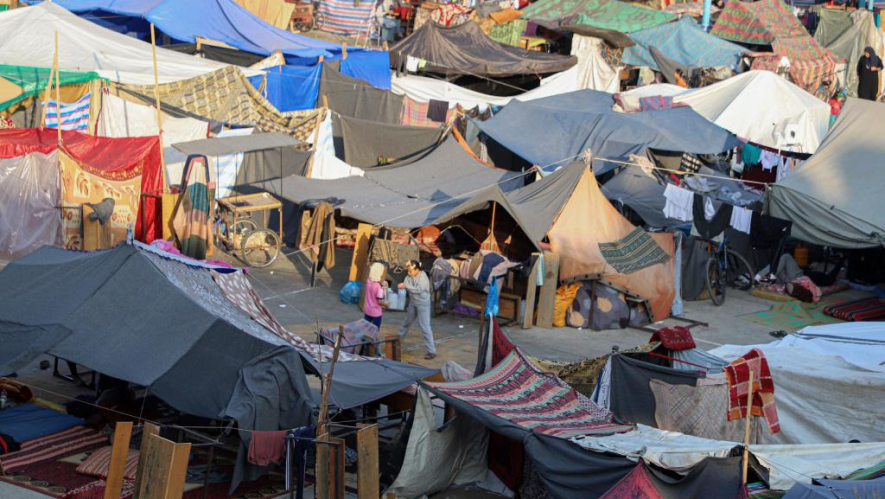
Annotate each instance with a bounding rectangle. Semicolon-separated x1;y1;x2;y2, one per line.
705;256;725;306
240;228;281;268
724;248;755;291
217;218;258;253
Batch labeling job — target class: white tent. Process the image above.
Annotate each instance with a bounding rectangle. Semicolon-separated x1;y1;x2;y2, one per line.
0;2;246;84
674;71;829;154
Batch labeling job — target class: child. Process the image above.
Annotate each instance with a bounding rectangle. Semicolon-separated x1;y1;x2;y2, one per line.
364;263;388;328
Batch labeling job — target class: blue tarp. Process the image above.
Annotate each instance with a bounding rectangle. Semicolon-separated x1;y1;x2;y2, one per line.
340;51;392;90
622;17;745;71
0;404;84;443
249;64;322;112
476;89;739;174
49;0;345;60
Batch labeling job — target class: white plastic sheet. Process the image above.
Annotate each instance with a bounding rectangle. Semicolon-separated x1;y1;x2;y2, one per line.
0;151;62;261
751;442;885;490
308;110;365;180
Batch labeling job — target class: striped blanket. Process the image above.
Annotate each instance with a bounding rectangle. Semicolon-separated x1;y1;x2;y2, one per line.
823;297;885;322
0;426;106;474
317;0;375;36
44;93;91;131
171;156;211;260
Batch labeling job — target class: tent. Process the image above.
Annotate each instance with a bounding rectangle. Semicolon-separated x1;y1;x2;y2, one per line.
0;65;104;113
475;89;739;173
249;64;322;112
520;0;675;34
823;10;885;98
49;0;344;61
710;0;839;92
673;71;830;153
0;2;240;84
622;17;745;71
768;98;885;248
389;21;577;77
233;0;295;30
0;128;163;248
784;478;885;499
438;161;677;321
813;8;855;47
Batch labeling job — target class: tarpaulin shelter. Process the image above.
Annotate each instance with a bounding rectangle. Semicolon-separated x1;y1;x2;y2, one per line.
319;64;404;124
438;161;677;321
520;0;675;34
475;89;739;174
0;2;239;84
0;65;104;113
316;0;376;37
233;0;295;30
622;17;745;71
0;151;63;261
49;0;346;61
673;70;830;153
784;478;885;499
249;64;322;112
710;0;839;91
0;128;163;246
821;10;885;98
390;21;577;77
813;8;855;47
332;114;446;168
768;98;885;248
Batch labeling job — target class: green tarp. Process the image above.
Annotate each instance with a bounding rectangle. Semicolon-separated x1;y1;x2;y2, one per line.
813;8;854;47
0;65;104;111
520;0;675;34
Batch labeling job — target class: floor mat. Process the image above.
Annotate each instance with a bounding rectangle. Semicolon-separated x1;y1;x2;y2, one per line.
741;290;870;332
0;427;107;474
823;297;885;321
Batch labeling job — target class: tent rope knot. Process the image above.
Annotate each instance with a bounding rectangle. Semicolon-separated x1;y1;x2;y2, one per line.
582;148;594;166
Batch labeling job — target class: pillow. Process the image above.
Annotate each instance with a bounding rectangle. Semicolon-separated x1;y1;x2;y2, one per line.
76;446;139;481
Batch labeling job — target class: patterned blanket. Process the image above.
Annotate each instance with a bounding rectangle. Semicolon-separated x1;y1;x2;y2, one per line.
599;227;670;275
823;297;885;322
723;348;780;434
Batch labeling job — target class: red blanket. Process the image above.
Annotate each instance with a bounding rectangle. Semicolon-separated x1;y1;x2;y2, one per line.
649;326;696;351
723;348;780;434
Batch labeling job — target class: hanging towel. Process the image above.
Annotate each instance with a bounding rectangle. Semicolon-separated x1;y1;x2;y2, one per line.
427;99;449;122
663;184;694;222
248;430;288;466
729;206;753;234
723;349;780;434
740;144;762;166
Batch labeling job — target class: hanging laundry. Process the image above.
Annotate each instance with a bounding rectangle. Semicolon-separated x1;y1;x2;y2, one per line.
740;143;762;166
44;93;91;131
723;349;780;434
692;194;732;239
729;206;753;234
427;99;449;122
759;150;779;172
663;184;694;222
704;196;716;221
248;430;288;466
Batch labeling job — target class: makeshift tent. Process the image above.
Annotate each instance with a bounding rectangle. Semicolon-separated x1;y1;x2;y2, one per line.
390;21;577;77
710;0;839;91
0;151;62;261
114;66;322;139
438;161;677;321
520;0;676;34
332;115;445;168
247;139;524;229
319;64;403;124
0;65;104;113
622;17;745;71
316;0;376;37
813;8;855;47
768;99;885;248
249;64;322;112
784;478;885;499
823;10;885;97
50;0;344;61
475;89;739;173
0;2;238;84
598;459;745;499
710;322;885;446
97;91;210;187
673;71;830;153
339;51;393;90
0;128;163;244
601;168;683;228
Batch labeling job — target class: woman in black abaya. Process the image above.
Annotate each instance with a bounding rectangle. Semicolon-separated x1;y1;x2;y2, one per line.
857;46;883;100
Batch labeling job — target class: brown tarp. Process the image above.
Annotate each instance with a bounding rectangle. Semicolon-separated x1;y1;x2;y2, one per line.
390;21;577;77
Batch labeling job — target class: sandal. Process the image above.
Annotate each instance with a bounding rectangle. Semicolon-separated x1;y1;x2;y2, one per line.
424;353;437;360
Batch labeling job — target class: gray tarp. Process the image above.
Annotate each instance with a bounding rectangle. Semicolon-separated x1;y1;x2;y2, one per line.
320;64;403;124
601;169;682;228
390;21;577;77
813;8;854;48
769;98;885;248
333;114;445;168
249;139;524;228
173;132;303;156
609;354;702;426
476;89;739;170
783;478;885;499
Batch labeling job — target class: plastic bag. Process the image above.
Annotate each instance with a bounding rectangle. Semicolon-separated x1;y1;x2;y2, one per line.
339;281;362;304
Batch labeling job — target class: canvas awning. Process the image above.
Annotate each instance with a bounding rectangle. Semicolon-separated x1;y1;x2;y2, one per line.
173;132;303;156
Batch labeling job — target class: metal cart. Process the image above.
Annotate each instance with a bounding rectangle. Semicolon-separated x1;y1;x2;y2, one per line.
215;192;283;267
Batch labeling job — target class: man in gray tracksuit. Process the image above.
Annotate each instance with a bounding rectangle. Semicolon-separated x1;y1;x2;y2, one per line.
397;260;437;359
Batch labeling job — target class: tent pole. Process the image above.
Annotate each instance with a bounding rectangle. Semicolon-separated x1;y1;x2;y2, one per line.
150;23;168;194
40;38;58;131
741;370;755;485
54;32;62;146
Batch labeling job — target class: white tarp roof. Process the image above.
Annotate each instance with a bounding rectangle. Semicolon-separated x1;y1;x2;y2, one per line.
674;70;829;153
0;2;248;84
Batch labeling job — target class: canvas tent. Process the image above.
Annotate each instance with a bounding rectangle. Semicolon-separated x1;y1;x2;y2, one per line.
622;17;745;72
50;0;344;61
438;161;676;321
0;2;240;84
390;21;577;77
822;10;885;98
520;0;675;34
768;98;885;248
475;89;739;173
673;71;830;153
710;0;839;92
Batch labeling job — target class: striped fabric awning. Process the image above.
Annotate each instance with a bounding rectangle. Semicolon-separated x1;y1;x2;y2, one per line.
317;0;375;36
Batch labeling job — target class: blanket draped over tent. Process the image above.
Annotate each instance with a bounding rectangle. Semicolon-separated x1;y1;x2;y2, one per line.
769;98;885;248
520;0;676;34
711;0;840;91
622;17;745;71
390;21;577;77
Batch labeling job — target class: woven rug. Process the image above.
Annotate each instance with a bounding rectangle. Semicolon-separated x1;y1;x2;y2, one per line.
0;457;96;497
0;426;106;474
823;297;885;322
740;290;868;332
599;228;670;275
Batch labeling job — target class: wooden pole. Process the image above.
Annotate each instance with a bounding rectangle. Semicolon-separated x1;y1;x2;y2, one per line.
40;43;57;130
104;422;133;499
54;32;62;145
342;42;347;60
741;370;755;485
356;424;380;499
149;23;167;193
317;331;343;437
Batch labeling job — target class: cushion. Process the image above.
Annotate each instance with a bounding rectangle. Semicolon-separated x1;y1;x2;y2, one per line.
76;446;140;481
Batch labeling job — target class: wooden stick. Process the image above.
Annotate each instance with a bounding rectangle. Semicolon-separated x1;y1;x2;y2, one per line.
40;52;56;130
149;23;167;193
742;370;755;485
134;423;160;495
54;32;61;145
317;331;343;437
342;42;348;60
356;424;380;499
104;422;133;499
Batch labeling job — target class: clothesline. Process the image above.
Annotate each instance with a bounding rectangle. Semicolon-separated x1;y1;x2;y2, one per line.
596;156;771;187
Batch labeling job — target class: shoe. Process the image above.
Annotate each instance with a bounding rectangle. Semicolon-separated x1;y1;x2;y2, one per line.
424;353;437;360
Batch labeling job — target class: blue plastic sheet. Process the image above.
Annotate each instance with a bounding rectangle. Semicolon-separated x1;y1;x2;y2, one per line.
340;51;392;90
249;64;321;112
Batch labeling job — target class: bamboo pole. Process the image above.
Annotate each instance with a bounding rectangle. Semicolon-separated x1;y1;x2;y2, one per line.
149;23;168;193
741;370;755;485
317;331;343;437
40;39;57;130
54;32;61;145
